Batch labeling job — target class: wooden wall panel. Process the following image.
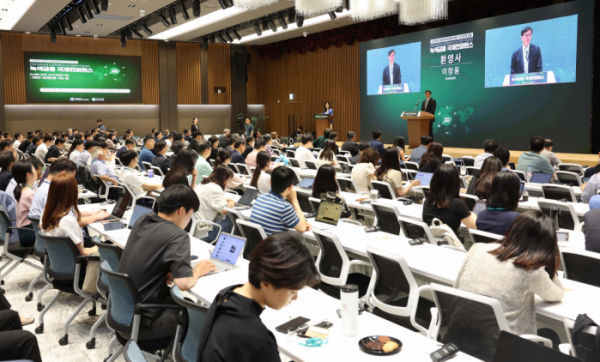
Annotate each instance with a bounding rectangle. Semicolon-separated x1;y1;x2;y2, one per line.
208;43;231;105
246;42;361;139
2;33;25;104
176;42;201;104
142;41;159;104
2;33;159;104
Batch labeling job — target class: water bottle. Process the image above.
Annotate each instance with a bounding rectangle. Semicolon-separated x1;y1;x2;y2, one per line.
527;167;533;182
148;169;154;178
340;284;359;338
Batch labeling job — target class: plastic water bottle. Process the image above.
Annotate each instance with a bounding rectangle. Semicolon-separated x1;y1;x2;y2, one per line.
527;167;533;182
340;284;359;338
148;169;154;178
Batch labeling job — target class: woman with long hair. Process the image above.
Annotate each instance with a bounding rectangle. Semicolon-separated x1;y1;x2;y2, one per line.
213;149;244;188
196;165;236;242
351;148;380;193
40;174;97;256
422;164;476;234
419;142;444;173
249;151;271;194
67;139;84;162
312;164;351;218
476;171;522;235
468;156;503;200
392;136;407;163
163;149;198;190
376;148;420;197
13;161;37;247
454;210;564;337
317;140;339;169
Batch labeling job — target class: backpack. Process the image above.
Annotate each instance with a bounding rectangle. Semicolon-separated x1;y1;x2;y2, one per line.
429;218;466;251
571;314;600;361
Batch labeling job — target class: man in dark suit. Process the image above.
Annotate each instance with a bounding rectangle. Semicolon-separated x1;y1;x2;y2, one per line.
341;131;359;157
369;130;385;156
510;26;542;74
382;49;401;86
421;90;437;138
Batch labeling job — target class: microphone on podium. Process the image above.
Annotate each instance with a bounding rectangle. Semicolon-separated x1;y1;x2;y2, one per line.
414;100;421;112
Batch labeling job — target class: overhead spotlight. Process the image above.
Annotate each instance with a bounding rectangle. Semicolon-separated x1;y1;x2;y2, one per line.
64;16;73;31
50;27;57;43
120;32;127;47
224;0;234;7
277;14;287;29
231;27;241;41
131;28;144;39
158;11;171;27
328;11;337;20
202;36;208;51
296;14;304;28
216;32;227;43
267;18;277;32
345;0;350;11
141;22;152;35
91;0;101;14
126;29;133;40
83;1;94;19
288;12;296;24
168;6;178;25
209;34;216;44
179;2;189;21
100;0;108;11
261;19;269;31
192;0;201;18
222;30;233;43
335;6;343;13
252;22;262;36
56;20;65;35
76;6;88;23
217;0;228;10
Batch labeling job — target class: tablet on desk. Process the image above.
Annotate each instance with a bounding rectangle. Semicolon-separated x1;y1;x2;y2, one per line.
529;173;553;184
414;172;434;186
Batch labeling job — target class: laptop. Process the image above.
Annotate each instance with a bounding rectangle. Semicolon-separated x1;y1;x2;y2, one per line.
207;233;246;273
473;199;487;215
234;188;259;208
492;331;580;362
104;204;153;241
297;177;315;189
530;172;553;184
103;193;132;222
312;201;344;230
414;172;434;186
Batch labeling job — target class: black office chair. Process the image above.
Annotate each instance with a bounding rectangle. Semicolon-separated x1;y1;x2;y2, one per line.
227;163;238;174
370;181;396;200
469;230;503;244
555;171;581;187
371;203;402;235
289;158;300;168
236;220;268;261
560;249;600;288
297;190;316;216
337;178;358;193
462;157;475;167
398;216;437;245
493;331;579;362
305;160;317;170
541;185;577;203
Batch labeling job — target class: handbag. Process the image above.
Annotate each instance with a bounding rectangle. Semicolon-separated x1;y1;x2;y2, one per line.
429;219;465;251
82;254;99;295
571;314;600;361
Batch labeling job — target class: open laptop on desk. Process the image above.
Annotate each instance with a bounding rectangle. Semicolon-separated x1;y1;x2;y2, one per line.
233;188;259;209
205;233;246;274
529;172;553;184
102;193;132;222
296;177;315;189
105;204;153;240
311;201;344;230
414;172;434;186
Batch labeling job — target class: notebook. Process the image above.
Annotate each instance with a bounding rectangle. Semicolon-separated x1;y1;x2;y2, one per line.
208;233;246;273
414;172;434;186
312;201;344;230
530;172;553;184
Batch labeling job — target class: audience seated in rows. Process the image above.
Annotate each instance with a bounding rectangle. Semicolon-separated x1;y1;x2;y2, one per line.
467;156;502;200
474;139;498;169
0;151;15;191
476;171;521;235
295;133;316;168
162;149;198;190
419;142;444;173
369;129;385;156
67;139;84;163
376;148;420;198
151;140;170;176
119;150;164;199
138;135;155;169
90;144;122;200
246;139;272;172
242;136;254;159
76;140;95;169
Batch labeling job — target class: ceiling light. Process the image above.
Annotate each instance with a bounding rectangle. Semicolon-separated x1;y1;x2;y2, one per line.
217;0;228;10
91;0;101;14
267;18;277;32
209;34;216;43
120;32;126;47
50;27;57;43
231;27;241;40
158;12;171;27
100;0;108;11
296;14;304;27
192;0;201;17
126;29;133;40
216;32;227;43
131;28;144;39
222;30;233;43
179;2;190;21
76;6;88;23
65;16;73;31
252;22;262;36
83;1;94;19
0;0;35;31
277;14;287;29
141;23;153;35
128;4;136;8
328;11;337;19
168;6;177;25
149;6;246;40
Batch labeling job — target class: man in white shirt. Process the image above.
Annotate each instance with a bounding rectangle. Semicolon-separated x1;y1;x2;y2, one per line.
294;133;317;168
119;150;162;201
541;139;562;167
34;135;53;161
474;139;498;169
13;133;23;150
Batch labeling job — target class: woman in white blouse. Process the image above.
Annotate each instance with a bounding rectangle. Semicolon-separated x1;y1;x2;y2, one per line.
351;148;380;193
195;166;236;242
317;140;338;169
67;139;84;163
249;151;271;194
40;174;99;256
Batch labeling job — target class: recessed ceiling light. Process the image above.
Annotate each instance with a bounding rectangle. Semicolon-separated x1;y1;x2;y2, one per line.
205;5;217;8
76;34;81;37
84;31;90;34
96;24;103;26
25;31;30;34
128;4;135;7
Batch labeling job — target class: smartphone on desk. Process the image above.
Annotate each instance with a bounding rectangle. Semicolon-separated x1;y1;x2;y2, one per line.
275;317;310;334
103;222;124;231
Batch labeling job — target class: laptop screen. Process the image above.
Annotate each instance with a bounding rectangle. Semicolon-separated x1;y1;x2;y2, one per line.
530;172;553;184
473;200;487;215
237;188;259;205
493;331;580;362
315;201;344;225
128;205;153;229
297;177;315;189
414;172;434;186
111;194;132;219
211;234;246;266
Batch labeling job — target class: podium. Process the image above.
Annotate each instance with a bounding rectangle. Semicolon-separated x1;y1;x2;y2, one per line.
314;114;333;136
401;111;435;149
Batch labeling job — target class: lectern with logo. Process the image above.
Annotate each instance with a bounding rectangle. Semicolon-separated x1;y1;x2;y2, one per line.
401;111;435;149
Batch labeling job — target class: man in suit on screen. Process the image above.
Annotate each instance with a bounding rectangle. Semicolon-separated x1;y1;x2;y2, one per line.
510;26;543;74
421;90;437;137
382;49;401;85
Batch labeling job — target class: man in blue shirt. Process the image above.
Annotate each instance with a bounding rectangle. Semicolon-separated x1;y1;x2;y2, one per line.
231;139;246;164
138;135;155;169
409;135;431;166
244;118;254;137
90;145;122;200
96;119;106;135
369;130;385;156
249;166;310;235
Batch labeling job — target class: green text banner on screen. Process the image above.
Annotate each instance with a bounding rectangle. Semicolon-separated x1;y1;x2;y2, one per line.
24;52;143;104
360;0;593;153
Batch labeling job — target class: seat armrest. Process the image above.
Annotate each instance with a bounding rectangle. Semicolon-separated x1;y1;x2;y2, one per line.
76;255;100;263
520;334;553;348
348;260;372;269
134;303;182;314
558;343;573;356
